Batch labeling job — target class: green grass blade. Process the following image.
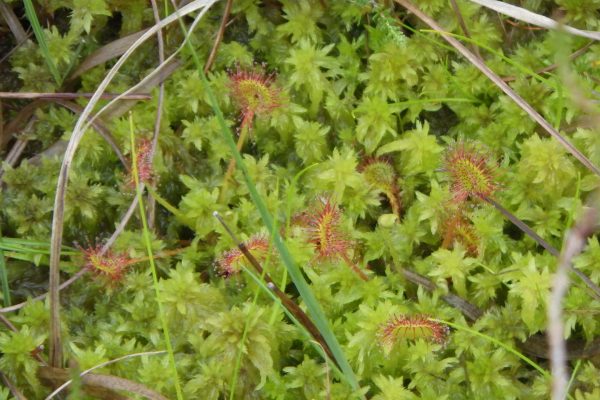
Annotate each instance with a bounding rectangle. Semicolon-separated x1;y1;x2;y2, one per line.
566;359;582;396
168;16;361;393
129;114;183;400
0;228;13;305
0;239;10;306
0;237;76;250
23;0;62;85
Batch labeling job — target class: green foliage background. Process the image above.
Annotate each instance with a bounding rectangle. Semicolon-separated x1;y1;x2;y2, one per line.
1;0;600;398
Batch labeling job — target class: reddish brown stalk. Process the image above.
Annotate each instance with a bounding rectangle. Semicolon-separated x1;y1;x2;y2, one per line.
204;0;233;73
306;198;370;281
340;253;369;282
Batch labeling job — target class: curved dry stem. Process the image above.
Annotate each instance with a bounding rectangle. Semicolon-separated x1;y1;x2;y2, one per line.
44;350;166;400
46;0;218;367
469;0;600;41
394;0;600;177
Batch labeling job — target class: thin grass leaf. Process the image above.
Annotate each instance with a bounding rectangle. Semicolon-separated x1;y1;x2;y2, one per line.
23;0;61;85
231;181;280;399
0;237;9;306
566;360;582;397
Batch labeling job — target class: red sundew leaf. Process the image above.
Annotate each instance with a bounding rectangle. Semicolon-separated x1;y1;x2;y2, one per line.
128;138;154;187
80;244;130;283
228;64;282;132
216;234;270;277
378;314;450;353
306;197;351;261
305;197;369;281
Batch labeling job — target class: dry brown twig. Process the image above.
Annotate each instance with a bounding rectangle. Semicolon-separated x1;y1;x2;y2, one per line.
43;351;167;400
204;0;234;73
0;2;27;43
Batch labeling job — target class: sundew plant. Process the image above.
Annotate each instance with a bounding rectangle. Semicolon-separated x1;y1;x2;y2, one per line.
1;0;600;398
